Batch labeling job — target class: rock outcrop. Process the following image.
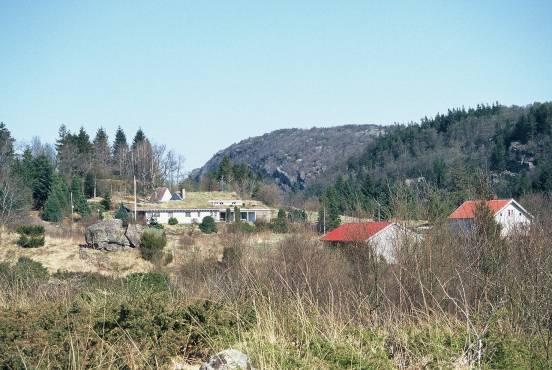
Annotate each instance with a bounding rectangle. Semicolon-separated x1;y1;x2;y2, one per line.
194;125;384;191
125;223;144;248
85;219;143;251
199;349;254;370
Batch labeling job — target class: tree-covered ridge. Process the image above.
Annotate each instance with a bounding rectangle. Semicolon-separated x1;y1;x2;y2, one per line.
350;102;551;190
319;102;552;223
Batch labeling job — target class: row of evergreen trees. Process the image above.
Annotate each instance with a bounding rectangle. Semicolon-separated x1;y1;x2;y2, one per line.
0;122;155;224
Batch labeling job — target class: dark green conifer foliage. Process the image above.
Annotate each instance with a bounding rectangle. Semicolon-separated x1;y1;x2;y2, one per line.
271;208;288;233
42;176;70;222
84;172;95;198
132;129;146;149
199;216;217;234
71;176;91;216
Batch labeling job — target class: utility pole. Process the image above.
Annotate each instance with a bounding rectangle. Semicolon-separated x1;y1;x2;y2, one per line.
133;175;137;222
323;206;326;234
70;191;74;239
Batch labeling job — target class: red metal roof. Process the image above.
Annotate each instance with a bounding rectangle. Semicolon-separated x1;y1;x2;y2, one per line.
448;199;511;219
321;221;392;242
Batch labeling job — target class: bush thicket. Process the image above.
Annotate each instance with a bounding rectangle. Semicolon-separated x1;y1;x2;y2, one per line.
140;228;167;262
199;216;217;234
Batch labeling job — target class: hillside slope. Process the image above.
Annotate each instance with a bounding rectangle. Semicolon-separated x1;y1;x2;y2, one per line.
320;102;552;219
195;125;385;190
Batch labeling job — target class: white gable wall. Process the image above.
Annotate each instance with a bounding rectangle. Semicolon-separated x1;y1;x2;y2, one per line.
369;224;419;264
159;189;172;202
494;202;531;236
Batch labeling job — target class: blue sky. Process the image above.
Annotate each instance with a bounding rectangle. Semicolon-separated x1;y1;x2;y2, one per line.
1;1;551;169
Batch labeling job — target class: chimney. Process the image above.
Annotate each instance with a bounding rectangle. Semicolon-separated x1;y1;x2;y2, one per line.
181;188;186;199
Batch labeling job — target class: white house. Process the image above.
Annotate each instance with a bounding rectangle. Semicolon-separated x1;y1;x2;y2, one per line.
126;190;272;225
448;198;532;236
320;221;418;263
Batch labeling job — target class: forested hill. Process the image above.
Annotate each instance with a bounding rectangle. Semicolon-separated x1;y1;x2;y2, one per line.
321;102;552;220
194;125;385;191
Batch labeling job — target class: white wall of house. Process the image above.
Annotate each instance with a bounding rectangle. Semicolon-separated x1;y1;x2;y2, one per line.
145;210;221;224
142;209;266;224
494;203;531;236
370;224;418;263
449;202;531;237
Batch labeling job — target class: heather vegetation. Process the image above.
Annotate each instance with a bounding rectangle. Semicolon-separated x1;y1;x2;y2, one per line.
0;193;551;368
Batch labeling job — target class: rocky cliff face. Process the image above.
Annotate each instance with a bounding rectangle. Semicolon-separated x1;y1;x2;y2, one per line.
195;125;385;190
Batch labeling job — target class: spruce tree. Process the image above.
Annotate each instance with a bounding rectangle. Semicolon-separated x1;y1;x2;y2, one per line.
71;176;91;216
113;127;128;156
132;128;146;149
318;187;341;232
42;176;70;222
271;208;288;233
84;172;95;198
31;155;54;209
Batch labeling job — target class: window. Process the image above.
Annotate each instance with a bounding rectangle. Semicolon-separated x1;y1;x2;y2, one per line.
151;212;160;217
508;209;513;217
185;212;191;217
168;212;173;218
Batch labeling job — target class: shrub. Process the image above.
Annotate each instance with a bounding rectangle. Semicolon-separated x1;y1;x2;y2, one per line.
149;218;164;229
126;272;170;293
15;224;45;248
140;228;167;262
114;203;129;225
16;225;45;236
16;235;45;248
0;257;49;286
168;217;178;225
254;219;270;231
239;222;256;233
199;216;217;234
271;208;289;233
100;193;111;211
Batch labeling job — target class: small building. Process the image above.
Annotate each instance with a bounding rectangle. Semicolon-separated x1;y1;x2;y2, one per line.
448;198;532;236
125;190;272;225
321;221;416;263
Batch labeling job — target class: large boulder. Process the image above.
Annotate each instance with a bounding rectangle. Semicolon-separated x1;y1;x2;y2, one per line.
200;349;254;370
85;219;130;251
125;223;144;248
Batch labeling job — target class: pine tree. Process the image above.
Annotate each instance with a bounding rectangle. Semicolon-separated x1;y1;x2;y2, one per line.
76;127;92;154
112;126;129;176
42;176;70;222
71;176;91;216
93;127;111;177
271;208;288;233
84;172;95;198
217;156;234;186
100;192;111;211
114;203;129;225
31;155;54;209
132;128;146;150
318;187;341;232
113;127;128;155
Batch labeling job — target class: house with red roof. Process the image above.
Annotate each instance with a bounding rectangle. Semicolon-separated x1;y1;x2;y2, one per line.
321;221;417;263
448;198;532;236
